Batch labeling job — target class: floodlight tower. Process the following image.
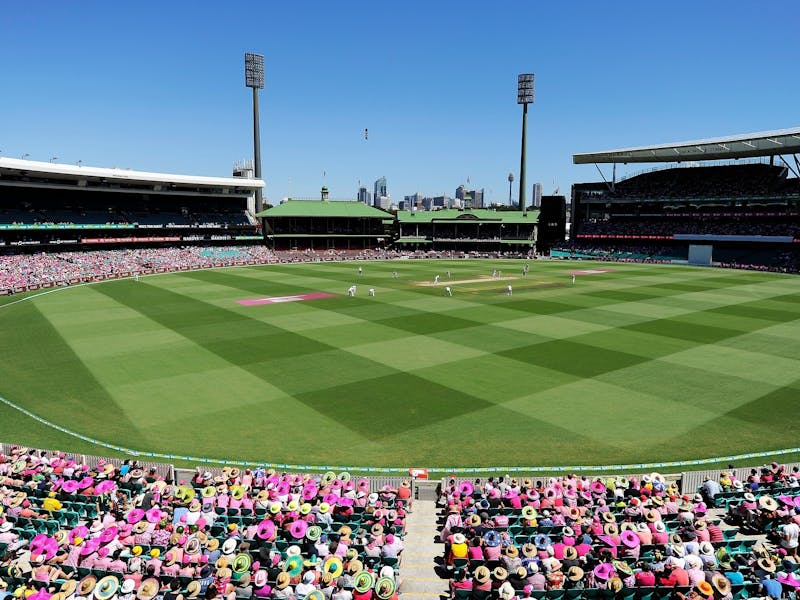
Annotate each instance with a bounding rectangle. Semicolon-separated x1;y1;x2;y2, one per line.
245;53;265;213
507;172;515;207
517;73;535;215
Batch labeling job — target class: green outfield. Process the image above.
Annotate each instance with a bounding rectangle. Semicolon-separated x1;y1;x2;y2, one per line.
0;259;798;470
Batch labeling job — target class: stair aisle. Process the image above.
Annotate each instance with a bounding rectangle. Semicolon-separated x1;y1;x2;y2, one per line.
400;499;447;600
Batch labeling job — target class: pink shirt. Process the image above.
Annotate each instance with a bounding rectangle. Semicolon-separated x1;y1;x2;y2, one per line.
161;564;179;577
65;545;82;568
687;569;705;587
108;559;127;573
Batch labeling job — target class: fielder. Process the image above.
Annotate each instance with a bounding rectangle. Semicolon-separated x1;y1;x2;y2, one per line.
358;266;363;276
572;274;576;285
368;288;375;297
507;284;513;296
348;285;356;297
445;286;452;296
433;274;440;285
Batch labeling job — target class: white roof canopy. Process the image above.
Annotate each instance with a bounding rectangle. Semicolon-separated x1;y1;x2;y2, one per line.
0;157;264;189
574;127;800;164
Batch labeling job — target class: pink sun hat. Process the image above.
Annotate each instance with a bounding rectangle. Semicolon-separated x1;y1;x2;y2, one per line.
256;520;275;540
621;530;640;548
146;508;162;523
127;509;145;524
593;563;614;581
289;520;308;539
99;526;119;543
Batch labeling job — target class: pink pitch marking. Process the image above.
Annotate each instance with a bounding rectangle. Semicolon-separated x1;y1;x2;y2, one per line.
237;292;336;306
567;269;614;275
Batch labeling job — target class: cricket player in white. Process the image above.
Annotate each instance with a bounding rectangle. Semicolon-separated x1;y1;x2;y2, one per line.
358;266;363;276
445;286;452;296
348;285;356;297
433;275;440;285
507;284;512;296
134;272;139;283
572;274;576;284
368;288;375;296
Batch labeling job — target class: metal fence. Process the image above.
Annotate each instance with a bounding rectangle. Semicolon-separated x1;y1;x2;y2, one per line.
0;443;409;491
7;440;796;495
680;461;800;495
0;443;174;479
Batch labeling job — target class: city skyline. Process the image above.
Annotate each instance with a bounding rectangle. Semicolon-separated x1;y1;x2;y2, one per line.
2;1;799;204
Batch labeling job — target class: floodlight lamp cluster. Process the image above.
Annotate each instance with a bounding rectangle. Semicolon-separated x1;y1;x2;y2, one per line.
245;53;265;89
517;73;535;105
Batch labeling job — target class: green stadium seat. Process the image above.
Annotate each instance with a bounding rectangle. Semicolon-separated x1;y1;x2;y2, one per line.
454;589;472;600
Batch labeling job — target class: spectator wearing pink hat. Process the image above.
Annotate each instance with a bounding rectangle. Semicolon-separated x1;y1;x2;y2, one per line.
381;534;403;558
93;546;113;571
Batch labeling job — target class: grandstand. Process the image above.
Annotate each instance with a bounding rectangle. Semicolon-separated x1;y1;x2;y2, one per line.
257;191;390;250
568;129;800;272
394;209;539;252
0;157;263;253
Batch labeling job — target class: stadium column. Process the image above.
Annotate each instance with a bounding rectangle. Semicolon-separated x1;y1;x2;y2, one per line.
253;86;263;214
519;102;527;214
245;53;265;214
517;73;534;216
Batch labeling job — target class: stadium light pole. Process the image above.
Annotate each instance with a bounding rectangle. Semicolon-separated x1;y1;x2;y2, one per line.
245;52;265;213
517;73;535;215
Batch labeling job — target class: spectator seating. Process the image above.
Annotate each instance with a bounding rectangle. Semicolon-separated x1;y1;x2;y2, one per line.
0;446;407;600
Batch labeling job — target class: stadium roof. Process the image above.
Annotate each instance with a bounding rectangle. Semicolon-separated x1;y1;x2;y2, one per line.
573;127;800;164
0;157;263;189
396;208;539;223
256;200;389;218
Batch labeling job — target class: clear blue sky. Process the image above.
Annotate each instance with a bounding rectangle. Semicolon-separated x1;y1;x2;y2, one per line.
3;1;799;205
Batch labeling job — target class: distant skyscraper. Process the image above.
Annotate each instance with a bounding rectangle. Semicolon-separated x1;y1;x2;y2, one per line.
404;193;422;209
358;186;371;205
374;177;387;208
431;195;451;209
456;185;483;209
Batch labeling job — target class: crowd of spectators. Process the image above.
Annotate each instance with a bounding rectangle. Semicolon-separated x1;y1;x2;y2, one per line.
0;247;281;294
0;204;252;229
698;464;800;543
0;446;407;600
552;244;683;262
606;165;798;200
0;247;536;296
437;470;800;600
577;218;800;239
554;242;800;274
